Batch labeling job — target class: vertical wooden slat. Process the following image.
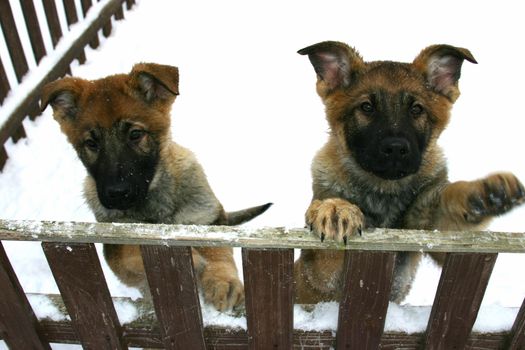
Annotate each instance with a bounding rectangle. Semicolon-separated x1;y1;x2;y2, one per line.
126;0;135;10
62;0;87;64
11;124;27;143
0;57;10;104
42;242;128;350
140;245;206;350
508;297;525;349
115;3;125;20
0;1;29;82
42;0;63;48
19;1;47;63
242;248;294;349
0;146;7;171
336;250;396;350
0;242;51;349
102;19;112;38
424;253;497;350
80;0;100;48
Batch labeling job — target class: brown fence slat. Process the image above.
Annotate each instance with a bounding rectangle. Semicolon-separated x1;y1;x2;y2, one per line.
62;0;87;64
0;146;6;170
0;1;29;82
42;242;127;349
19;1;47;63
0;242;51;349
80;0;100;48
508;297;525;349
424;253;497;349
11;124;27;143
0;57;10;104
42;0;64;48
242;248;294;349
336;250;396;349
126;0;135;10
115;3;125;20
140;245;206;350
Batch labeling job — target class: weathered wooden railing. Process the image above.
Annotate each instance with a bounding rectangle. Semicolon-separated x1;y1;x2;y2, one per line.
0;220;524;349
0;0;135;171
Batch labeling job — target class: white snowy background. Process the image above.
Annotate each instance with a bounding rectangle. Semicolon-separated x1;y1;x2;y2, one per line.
1;0;525;348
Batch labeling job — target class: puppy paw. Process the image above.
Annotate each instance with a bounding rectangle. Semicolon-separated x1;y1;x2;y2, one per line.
444;173;525;224
201;264;245;312
305;198;364;243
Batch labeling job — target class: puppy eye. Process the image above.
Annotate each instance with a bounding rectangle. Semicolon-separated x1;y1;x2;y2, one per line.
410;104;424;117
129;129;146;142
84;139;98;151
360;102;374;114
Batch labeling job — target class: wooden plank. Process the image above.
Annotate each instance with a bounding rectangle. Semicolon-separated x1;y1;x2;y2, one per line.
42;242;127;349
0;56;10;104
0;146;6;171
102;19;113;38
140;245;206;349
11;124;27;143
424;253;497;349
19;0;47;63
115;3;125;20
0;0;29;82
80;0;100;48
62;0;87;64
336;250;396;349
0;242;51;349
0;0;124;148
242;248;294;349
126;0;135;10
508;297;525;349
42;0;64;48
3;220;525;254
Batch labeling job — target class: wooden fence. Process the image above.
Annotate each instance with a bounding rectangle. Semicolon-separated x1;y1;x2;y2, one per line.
0;219;524;349
0;0;135;171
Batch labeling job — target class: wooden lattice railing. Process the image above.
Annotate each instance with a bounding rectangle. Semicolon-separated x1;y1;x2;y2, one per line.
0;219;524;349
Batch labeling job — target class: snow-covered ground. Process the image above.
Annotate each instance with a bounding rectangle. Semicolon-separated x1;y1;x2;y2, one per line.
1;0;525;348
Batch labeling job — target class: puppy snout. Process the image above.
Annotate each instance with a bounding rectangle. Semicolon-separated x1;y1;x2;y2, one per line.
380;137;411;158
105;183;132;199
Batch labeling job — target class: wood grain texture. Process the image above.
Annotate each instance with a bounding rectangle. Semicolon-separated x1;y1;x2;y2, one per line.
0;242;51;349
242;248;294;349
424;253;498;350
19;0;47;63
140;245;206;350
42;0;63;48
336;251;396;349
0;1;29;82
508;297;525;349
42;242;127;349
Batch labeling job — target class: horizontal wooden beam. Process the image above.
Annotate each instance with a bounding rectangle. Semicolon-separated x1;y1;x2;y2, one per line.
1;219;525;253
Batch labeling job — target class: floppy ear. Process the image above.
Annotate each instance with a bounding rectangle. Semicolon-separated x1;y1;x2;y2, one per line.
413;44;477;101
298;41;365;96
130;63;179;103
40;78;83;120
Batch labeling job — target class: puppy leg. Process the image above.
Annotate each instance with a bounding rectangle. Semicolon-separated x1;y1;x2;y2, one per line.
194;247;244;312
305;198;365;243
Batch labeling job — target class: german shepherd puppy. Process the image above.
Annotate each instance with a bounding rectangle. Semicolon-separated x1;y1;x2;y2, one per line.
41;63;271;311
295;41;525;304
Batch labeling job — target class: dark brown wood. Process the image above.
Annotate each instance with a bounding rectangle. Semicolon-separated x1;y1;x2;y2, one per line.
42;0;64;48
508;297;525;349
0;57;10;104
42;242;128;349
115;4;125;20
19;0;47;63
0;0;29;82
424;253;498;350
80;0;100;48
0;242;51;349
102;19;113;38
140;245;206;349
126;0;135;10
336;250;396;349
0;146;7;171
242;248;294;349
0;0;124;149
63;0;87;64
11;124;27;143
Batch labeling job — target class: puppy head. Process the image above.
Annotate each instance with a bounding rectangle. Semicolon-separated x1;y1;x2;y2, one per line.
299;41;476;180
41;63;179;210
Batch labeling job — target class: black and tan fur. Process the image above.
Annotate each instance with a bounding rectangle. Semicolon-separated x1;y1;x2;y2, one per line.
41;63;271;311
295;41;525;304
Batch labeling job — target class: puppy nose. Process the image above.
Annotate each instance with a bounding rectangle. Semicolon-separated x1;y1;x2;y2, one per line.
380;137;411;157
106;183;132;199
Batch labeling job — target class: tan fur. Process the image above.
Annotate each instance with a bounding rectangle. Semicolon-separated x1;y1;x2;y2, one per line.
41;63;271;311
296;41;525;304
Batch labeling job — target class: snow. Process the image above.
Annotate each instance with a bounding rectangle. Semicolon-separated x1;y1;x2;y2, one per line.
1;0;525;347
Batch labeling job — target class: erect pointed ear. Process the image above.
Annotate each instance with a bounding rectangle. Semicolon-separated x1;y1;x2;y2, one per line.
298;41;365;96
130;63;179;103
41;77;83;120
413;44;477;102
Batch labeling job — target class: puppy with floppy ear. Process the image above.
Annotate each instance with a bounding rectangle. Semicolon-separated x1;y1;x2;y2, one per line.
295;41;525;303
41;63;272;311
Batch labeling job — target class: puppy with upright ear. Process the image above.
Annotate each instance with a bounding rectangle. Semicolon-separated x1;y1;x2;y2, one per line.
295;41;524;304
41;63;272;311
